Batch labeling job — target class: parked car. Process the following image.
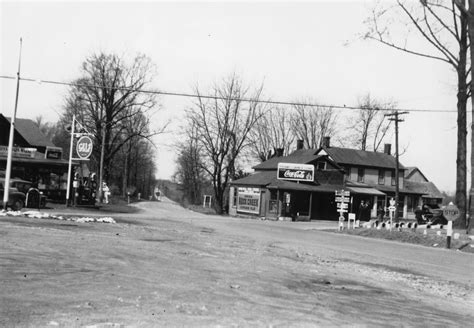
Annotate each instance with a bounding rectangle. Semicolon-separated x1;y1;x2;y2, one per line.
0;178;26;211
9;178;47;208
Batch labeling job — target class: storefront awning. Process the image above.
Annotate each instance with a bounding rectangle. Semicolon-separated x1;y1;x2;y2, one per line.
347;186;386;196
267;180;343;193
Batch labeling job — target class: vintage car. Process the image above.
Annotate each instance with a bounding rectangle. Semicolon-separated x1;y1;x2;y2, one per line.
0;178;27;211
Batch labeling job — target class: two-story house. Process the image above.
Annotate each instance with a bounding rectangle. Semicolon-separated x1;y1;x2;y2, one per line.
229;137;437;221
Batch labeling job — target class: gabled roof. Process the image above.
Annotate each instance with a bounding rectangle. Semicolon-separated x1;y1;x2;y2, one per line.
252;149;320;170
230;171;276;186
317;146;405;170
405;167;428;181
404;180;444;199
5;116;55;148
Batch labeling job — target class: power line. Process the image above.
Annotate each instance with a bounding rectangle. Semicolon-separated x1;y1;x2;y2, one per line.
0;74;457;113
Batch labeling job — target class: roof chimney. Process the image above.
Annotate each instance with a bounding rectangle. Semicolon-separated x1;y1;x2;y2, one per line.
275;148;284;157
296;139;304;150
322;136;330;148
384;143;391;155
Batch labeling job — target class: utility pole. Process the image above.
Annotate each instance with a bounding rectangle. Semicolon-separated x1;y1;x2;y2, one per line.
385;111;408;220
3;38;22;210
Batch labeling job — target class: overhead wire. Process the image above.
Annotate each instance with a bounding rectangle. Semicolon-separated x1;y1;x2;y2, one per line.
0;74;457;113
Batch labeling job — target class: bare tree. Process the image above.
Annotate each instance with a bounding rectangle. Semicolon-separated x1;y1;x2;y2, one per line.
62;52;166;192
290;99;338;149
186;74;265;214
351;94;395;151
34;116;57;142
364;0;469;227
174;122;206;205
248;106;295;161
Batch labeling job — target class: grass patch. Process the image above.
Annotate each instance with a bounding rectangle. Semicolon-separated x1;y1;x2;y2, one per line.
335;228;473;253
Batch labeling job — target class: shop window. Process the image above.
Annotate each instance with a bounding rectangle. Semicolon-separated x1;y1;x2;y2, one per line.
270;190;278;200
357;168;364;182
316;161;326;170
378;169;385;185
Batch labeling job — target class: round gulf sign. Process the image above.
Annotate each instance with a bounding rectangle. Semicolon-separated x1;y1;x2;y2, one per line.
76;136;93;159
442;203;460;222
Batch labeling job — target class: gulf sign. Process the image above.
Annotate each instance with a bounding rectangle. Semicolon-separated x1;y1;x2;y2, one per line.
277;163;314;182
76;136;93;159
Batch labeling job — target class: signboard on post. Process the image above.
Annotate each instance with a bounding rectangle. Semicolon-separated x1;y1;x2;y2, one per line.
237;187;261;214
76;136;93;160
443;203;460;222
443;202;459;249
277;163;314;182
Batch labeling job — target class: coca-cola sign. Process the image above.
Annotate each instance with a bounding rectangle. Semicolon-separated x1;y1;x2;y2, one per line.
277;163;314;182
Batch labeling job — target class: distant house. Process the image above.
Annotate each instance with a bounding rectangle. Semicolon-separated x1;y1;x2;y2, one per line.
404;167;444;210
229;137;442;221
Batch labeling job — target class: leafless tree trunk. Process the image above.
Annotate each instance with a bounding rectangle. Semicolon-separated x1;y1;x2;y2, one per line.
186;74;265;213
248;106;295;161
352;93;394;151
364;0;469;228
290;98;338;149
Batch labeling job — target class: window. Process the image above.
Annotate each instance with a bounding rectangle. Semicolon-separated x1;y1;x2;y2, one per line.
316;161;326;170
378;169;385;185
232;188;238;207
357;168;365;182
345;166;351;180
391;170;396;186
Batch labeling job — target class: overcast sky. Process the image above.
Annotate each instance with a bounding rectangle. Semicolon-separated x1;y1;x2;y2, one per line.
0;1;467;193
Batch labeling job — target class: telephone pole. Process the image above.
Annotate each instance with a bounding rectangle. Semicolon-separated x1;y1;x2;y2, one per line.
385;111;408;220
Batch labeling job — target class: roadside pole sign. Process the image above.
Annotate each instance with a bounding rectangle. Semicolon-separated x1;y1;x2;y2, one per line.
443;202;460;249
335;196;350;203
337;208;348;213
337;203;349;209
76;136;93;160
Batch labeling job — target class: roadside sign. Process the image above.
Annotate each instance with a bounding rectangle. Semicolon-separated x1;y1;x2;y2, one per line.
337;208;348;213
76;136;93;159
335;190;350;197
443;202;460;222
337;203;348;209
388;206;396;212
335;196;350;203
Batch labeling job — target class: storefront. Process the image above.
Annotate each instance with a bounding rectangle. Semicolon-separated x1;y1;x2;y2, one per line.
0;114;75;201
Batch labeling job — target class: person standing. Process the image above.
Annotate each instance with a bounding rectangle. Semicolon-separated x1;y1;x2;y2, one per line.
102;182;110;204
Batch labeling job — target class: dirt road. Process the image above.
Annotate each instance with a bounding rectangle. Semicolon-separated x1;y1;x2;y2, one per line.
1;199;473;327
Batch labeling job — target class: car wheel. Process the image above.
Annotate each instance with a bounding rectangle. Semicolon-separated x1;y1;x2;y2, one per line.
11;198;24;211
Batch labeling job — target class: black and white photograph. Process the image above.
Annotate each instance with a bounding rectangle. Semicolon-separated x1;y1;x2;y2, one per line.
1;0;473;326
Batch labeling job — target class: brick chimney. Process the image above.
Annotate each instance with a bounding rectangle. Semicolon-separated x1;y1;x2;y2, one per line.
296;139;304;150
322;136;330;148
384;143;391;155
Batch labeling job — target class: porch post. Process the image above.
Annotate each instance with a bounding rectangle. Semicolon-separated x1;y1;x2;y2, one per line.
277;189;281;217
373;196;378;218
308;192;313;220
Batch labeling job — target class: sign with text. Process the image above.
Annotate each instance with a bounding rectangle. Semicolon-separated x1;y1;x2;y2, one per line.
76;136;93;159
277;163;314;182
45;146;63;160
0;146;36;159
237;187;261;214
443;203;460;222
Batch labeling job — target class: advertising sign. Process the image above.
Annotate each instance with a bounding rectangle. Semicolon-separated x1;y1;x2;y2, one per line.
237;187;261;214
0;146;36;159
277;163;314;182
45;146;63;160
76;136;93;159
